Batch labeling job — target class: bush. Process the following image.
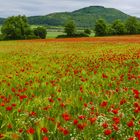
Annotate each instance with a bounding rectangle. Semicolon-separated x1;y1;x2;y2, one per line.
84;29;91;35
0;34;4;41
74;32;89;37
125;17;138;34
112;20;126;35
95;19;107;36
64;20;76;37
57;32;89;38
1;15;32;40
33;27;47;39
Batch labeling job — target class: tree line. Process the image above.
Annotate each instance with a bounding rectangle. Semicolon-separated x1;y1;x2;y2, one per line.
95;17;140;36
0;15;140;40
0;16;47;40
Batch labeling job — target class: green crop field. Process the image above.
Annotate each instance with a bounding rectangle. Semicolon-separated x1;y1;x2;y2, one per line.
0;36;140;140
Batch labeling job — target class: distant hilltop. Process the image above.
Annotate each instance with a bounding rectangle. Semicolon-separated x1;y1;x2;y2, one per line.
0;6;137;27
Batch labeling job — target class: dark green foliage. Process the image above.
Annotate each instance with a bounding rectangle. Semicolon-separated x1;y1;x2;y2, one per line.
95;17;140;36
84;29;91;35
125;17;139;34
95;19;107;36
64;20;76;36
57;32;88;38
106;25;114;36
0;34;4;41
33;27;47;39
1;16;32;40
112;20;126;35
27;6;130;27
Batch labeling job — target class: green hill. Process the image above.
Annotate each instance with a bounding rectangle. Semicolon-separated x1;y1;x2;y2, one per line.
28;6;130;27
0;6;134;27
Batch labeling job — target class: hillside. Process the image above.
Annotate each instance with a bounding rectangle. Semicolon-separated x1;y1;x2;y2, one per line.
0;6;132;27
0;18;5;24
28;6;130;27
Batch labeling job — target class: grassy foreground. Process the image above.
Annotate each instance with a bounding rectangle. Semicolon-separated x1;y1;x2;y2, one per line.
0;37;140;140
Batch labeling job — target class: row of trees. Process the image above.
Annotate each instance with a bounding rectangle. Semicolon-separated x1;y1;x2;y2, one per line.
95;17;140;36
0;16;47;40
0;15;140;40
63;20;91;37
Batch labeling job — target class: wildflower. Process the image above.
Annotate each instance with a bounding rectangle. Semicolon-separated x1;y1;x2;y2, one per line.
63;129;69;135
62;113;71;121
89;117;97;124
29;111;37;117
41;128;48;133
102;122;108;129
100;101;108;107
6;106;12;111
26;127;35;134
78;115;86;120
102;74;108;79
113;117;120;124
112;109;119;114
0;134;4;139
104;129;112;135
73;119;78;125
112;123;119;131
135;130;140;140
127;120;134;127
42;136;49;140
19;128;23;133
77;123;86;130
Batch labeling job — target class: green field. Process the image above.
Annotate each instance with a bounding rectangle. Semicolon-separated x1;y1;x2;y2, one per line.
0;36;140;140
0;25;95;39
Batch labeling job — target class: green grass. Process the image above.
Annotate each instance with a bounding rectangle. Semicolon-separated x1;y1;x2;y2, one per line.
0;38;140;139
0;25;95;39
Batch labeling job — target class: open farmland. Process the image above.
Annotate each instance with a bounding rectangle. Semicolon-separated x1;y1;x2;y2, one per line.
0;36;140;140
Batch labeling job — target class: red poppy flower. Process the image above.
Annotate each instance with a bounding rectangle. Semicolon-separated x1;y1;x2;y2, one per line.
104;129;112;135
127;120;134;127
0;134;4;139
135;130;140;140
6;106;12;111
41;127;48;133
78;115;86;120
89;117;97;124
63;129;69;135
62;113;71;121
73;119;78;125
42;136;49;140
26;127;35;134
100;101;108;107
113;117;120;124
102;122;108;129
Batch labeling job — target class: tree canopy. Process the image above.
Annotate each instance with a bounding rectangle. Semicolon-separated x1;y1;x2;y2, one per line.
64;20;76;36
1;16;32;40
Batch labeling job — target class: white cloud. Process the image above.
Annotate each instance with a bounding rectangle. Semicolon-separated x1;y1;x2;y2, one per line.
0;0;139;17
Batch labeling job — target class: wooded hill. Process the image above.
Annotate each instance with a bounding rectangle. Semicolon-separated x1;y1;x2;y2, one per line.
0;6;136;27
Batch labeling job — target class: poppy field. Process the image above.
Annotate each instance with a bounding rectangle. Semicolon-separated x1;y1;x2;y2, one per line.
0;36;140;140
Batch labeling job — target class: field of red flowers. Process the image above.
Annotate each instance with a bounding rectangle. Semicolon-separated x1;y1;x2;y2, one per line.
0;36;140;140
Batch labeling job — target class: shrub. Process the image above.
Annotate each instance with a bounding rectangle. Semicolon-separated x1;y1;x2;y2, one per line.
84;29;91;35
1;15;32;40
64;20;76;37
33;27;47;39
95;19;107;36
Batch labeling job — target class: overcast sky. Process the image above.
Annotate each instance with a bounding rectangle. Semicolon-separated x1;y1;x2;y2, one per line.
0;0;139;18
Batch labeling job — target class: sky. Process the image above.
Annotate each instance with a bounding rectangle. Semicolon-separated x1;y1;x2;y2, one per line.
0;0;140;18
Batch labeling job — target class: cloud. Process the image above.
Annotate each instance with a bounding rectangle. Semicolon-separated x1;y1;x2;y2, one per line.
0;0;140;17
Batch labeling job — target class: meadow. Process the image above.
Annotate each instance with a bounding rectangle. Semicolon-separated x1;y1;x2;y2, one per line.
0;36;140;140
